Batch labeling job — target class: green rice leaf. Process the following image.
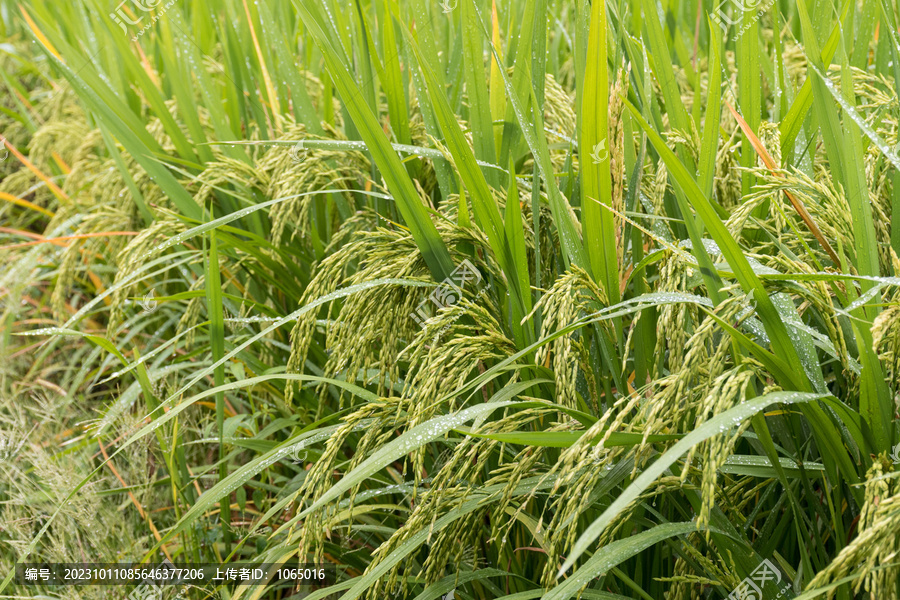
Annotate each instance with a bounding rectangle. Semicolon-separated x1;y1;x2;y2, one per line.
557;391;827;577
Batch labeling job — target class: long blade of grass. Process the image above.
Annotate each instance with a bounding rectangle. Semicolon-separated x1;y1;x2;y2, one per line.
204;221;230;553
489;0;506;159
698;21;722;200
295;2;455;282
461;0;498;185
0;369;380;593
724;100;840;265
736;0;761;198
549;522;713;600
294;399;522;521
797;1;893;452
505;159;532;345
639;0;690;135
778;0;853;159
379;2;412;148
626;100;863;499
557;391;827;577
402;22;534;345
21;18;203;220
580;0;620;305
624;102;800;368
321;472;565;600
464;0;587;272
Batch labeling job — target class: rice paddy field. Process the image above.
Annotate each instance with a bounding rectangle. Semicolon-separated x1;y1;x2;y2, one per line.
1;0;900;598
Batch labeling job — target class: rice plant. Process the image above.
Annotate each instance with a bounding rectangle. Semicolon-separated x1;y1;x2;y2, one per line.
1;0;899;598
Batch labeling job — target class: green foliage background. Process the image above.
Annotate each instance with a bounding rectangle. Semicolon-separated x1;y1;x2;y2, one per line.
1;0;900;598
